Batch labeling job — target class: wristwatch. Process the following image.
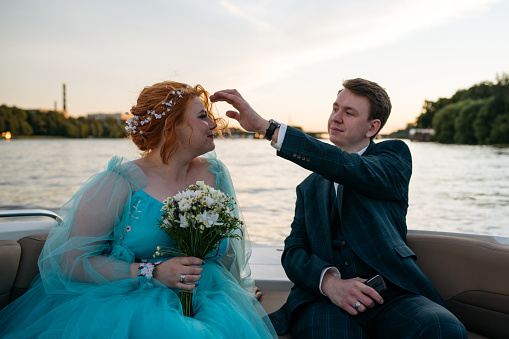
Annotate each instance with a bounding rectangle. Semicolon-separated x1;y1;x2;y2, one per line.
264;119;281;141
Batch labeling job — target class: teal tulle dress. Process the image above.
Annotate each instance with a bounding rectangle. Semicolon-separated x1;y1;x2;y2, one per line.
0;155;277;338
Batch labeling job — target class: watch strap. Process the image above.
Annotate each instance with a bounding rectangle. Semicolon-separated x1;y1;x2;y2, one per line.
264;119;281;141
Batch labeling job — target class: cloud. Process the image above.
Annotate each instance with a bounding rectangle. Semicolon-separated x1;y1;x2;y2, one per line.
217;0;271;29
213;0;501;91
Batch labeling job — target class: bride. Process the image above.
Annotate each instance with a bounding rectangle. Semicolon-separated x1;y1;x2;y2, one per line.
0;81;277;338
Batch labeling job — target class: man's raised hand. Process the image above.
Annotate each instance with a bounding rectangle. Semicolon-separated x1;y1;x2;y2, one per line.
210;89;270;134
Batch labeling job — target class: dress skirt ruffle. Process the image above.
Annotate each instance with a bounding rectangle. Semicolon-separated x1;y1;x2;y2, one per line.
0;261;275;338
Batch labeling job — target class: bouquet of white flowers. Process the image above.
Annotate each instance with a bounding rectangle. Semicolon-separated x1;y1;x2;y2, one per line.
154;181;243;317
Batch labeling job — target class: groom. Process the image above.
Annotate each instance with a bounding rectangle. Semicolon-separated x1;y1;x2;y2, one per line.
211;78;466;338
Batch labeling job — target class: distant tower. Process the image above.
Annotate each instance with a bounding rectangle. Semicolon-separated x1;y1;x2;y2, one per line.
63;83;68;118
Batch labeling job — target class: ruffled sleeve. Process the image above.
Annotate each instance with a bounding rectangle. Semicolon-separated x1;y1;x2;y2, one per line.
203;151;255;294
38;156;148;295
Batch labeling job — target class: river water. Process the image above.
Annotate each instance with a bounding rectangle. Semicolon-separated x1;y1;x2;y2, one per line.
1;138;508;245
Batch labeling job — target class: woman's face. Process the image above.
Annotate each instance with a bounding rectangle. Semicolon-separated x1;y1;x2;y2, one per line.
177;96;217;157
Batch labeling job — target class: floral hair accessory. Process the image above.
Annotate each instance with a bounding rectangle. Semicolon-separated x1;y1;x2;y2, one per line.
125;86;190;135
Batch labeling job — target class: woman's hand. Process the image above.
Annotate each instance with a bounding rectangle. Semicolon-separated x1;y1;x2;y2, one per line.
254;286;262;301
153;256;204;290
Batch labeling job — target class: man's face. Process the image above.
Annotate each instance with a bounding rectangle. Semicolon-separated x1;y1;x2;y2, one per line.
327;89;380;153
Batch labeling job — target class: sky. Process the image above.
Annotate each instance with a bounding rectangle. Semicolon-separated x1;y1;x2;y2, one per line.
1;0;508;133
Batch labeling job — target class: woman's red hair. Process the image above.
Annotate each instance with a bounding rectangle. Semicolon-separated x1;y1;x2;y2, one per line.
129;81;228;163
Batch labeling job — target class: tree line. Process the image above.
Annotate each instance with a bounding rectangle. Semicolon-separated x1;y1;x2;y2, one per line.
0;106;126;138
389;74;509;145
1;105;314;140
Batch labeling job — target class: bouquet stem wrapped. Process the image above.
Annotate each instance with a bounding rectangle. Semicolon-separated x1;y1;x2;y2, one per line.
154;181;243;317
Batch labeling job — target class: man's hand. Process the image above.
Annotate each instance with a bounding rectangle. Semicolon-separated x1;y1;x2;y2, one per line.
321;272;384;316
210;89;270;134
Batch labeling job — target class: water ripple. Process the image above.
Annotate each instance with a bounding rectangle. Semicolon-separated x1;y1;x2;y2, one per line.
1;138;508;245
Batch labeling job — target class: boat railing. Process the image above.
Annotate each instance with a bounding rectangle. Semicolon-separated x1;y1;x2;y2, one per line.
0;209;62;221
0;209;59;241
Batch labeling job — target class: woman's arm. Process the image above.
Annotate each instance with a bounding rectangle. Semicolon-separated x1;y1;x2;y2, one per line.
39;158;144;294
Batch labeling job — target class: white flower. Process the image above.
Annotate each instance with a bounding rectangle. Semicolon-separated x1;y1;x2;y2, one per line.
211;190;222;199
178;197;192;212
177;214;189;228
196;210;222;228
203;195;218;208
196;181;207;191
225;207;234;217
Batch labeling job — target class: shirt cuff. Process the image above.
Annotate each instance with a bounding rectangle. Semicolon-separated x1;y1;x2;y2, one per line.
270;123;287;151
319;266;341;296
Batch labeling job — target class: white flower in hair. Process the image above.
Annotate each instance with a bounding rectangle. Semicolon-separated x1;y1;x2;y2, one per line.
126;87;189;134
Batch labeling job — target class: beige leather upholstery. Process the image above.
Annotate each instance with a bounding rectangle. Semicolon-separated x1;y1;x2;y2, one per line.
408;233;509;339
259;290;292;339
0;240;21;310
10;234;47;302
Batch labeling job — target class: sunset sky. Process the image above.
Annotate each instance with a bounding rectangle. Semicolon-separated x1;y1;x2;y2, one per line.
1;0;508;133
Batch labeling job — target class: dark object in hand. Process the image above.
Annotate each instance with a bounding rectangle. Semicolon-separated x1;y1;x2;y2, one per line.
364;275;387;294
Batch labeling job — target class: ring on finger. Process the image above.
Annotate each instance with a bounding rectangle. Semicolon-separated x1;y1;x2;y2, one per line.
180;274;186;283
354;301;362;311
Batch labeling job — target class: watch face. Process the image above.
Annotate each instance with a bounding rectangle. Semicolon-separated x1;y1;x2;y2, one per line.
270;119;281;127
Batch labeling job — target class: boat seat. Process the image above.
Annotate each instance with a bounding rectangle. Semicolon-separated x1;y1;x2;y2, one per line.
408;232;509;339
258;290;292;339
0;240;21;309
9;233;47;302
2;233;506;339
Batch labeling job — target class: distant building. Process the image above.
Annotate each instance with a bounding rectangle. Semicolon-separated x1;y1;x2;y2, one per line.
87;113;123;121
409;128;435;142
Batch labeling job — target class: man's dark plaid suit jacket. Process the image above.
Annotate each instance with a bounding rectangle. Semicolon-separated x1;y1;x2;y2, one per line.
268;126;446;334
